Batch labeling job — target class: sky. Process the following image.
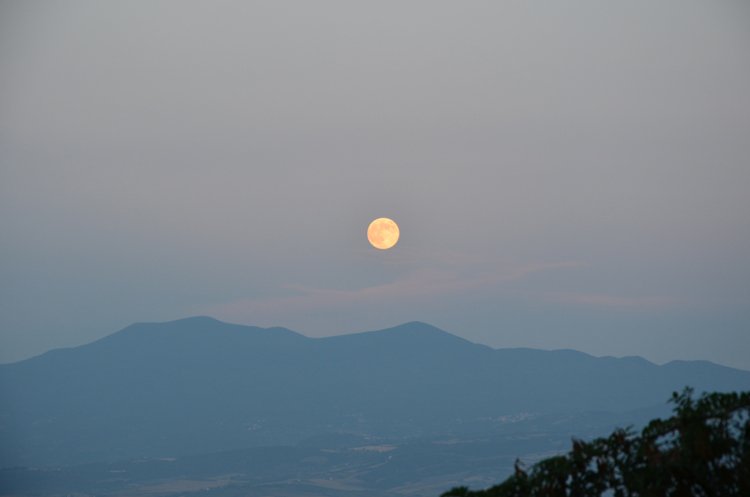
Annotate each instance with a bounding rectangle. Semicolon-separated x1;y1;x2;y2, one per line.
1;1;749;369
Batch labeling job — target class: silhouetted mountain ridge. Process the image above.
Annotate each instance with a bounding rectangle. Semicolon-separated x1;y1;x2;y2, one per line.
1;317;748;468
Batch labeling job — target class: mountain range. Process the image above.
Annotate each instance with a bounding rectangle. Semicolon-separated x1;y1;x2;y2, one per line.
2;316;749;471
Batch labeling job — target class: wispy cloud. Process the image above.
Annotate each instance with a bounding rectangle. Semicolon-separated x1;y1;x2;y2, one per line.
201;261;583;324
543;292;676;310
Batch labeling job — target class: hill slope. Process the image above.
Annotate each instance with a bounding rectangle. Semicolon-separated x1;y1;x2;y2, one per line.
1;317;748;467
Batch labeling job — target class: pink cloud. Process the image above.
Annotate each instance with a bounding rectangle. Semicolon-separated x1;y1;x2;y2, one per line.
199;260;584;325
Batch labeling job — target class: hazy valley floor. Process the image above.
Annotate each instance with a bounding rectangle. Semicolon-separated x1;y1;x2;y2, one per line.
1;409;663;497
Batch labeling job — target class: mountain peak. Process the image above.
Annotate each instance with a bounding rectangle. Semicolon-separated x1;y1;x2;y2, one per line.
87;316;306;353
319;321;483;353
390;321;446;332
163;315;223;325
120;316;228;335
375;322;479;347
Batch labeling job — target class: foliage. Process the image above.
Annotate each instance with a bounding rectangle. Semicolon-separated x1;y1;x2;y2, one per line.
442;388;750;497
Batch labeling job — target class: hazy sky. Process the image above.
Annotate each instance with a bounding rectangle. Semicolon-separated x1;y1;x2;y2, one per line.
2;1;749;369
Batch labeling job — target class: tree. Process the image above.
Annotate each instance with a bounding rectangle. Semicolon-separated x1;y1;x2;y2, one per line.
442;388;750;497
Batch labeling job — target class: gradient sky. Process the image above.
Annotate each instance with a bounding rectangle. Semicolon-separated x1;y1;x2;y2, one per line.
2;1;749;369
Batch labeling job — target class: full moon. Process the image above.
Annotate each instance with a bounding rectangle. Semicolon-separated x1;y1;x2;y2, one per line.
367;217;400;250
